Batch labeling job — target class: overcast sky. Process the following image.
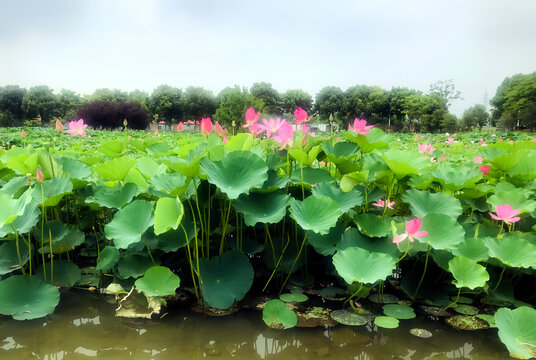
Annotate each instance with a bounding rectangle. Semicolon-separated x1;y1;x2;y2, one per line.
1;0;534;116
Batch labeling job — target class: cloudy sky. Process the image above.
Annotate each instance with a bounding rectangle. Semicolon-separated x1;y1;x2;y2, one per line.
0;0;534;115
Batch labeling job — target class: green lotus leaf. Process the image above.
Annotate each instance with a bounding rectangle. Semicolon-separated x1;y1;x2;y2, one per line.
321;141;360;162
225;133;256;151
288;145;322;166
307;222;346;256
262;299;297;329
229;236;264;255
0;241;29;275
452;237;489;262
383;304;416;319
354;214;391;238
154;197;184;235
341;228;398;259
382;149;430;179
430;164;482;191
156;213;196;253
149;172;188;197
55;157;92;180
402;189;462;219
0;176;29;196
485;234;536;269
312;182;364;212
117;254;155;279
279;293;308;303
33;219;68;245
93;156;136;182
146;141;171;155
96;246;120;271
233;192;289;226
330;309;370;326
0;275;60;320
31;177;73;207
495;306;536;359
448;256;489;289
98;139;127;157
38;227;84;254
6;151;38;175
34;260;81;287
85;183;138;209
340;170;370;191
490;149;525;172
488;190;536;214
419;213;465;250
454;304;479;315
344;128;392;153
290;167;333;185
319;287;346;300
135;266;180;297
136;157;167;178
104;200;154;249
254;170;289;193
200;150;268;200
124;167;147;191
476;314;496;328
369;293;399;304
374;316;399;329
333;247;396;285
289;195;342;235
0;190;33;228
0;201;40;237
199;251;254;309
508;153;536;180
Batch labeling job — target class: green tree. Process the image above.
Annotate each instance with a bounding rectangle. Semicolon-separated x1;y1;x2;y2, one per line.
87;88;128;103
129;89;150;112
21;85;57;124
342;85;376;125
56;89;80;120
429;79;462;107
149;85;182;123
441;113;459;132
280;89;313;115
214;86;264;127
387;87;421;131
462;104;489;131
181;86;217;120
250;82;280;115
314;86;344;123
0;85;27;125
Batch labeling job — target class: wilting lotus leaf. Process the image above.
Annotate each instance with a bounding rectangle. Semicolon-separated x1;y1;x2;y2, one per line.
135;266;180;297
96;246;120;271
374;316;399;329
488;190;536;214
31;177;73;207
312;182;364;212
495;307;536;359
262;299;298;329
485;234;536;269
402;189;462;219
233;192;289;226
115;287;163;319
333;247;396;285
369;293;399;304
93;156;136;182
448;256;489;289
0;201;40;237
55;157;92;180
149;172;188;197
0;275;60;320
452;237;489;262
445;315;489;331
382;149;430;179
200;150;268;200
330;309;370;326
199;251;253;309
319;287;346;300
383;304;416;319
85;183;138;209
419;213;464;250
280;293;308;303
104;283;127;296
289;195;342;234
0;190;33;228
0;241;29;275
430;164;482;191
410;328;433;338
117;254;155;279
354;214;391;237
476;314;496;327
35;260;81;287
154;197;183;235
454;305;479;316
105;200;154;249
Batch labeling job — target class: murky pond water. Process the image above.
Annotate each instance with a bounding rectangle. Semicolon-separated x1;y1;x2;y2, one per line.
0;291;509;360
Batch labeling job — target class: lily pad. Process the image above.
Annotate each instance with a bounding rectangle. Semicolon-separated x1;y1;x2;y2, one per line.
233;192;289;226
311;182;364;212
104;200;154;249
154;197;183;235
495;306;536;359
402;189;462;219
135;266;180;297
280;293;308;303
333;247;396;285
374;316;399;328
454;304;479;316
354;213;391;237
85;183;138;209
199;251;254;309
419;213;465;250
262;299;298;329
330;309;370;326
410;328;433;338
485;234;536;269
383;304;416;319
369;293;399;304
446;315;489;331
289;195;342;235
0;275;60;320
448;256;489;289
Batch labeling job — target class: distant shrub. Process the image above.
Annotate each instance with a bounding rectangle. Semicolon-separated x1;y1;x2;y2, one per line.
76;100;149;130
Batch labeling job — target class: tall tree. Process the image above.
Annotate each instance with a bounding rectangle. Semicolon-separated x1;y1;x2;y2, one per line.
21;85;57;124
387;87;421;131
214;86;264;127
0;85;27;125
56;89;80;121
129;89;150;112
280;89;313;115
181;86;217;120
250;82;280;115
314;86;344;123
493;72;536;130
429;79;462;107
149;85;182;123
342;85;376;124
462;104;489;131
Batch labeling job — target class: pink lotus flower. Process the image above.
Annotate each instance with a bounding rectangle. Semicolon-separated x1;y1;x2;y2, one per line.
55;119;64;132
348;118;374;135
301;124;310;133
418;143;436;153
492;134;496;137
294;107;310;125
489;204;521;225
248;121;265;136
479;165;490;176
223;135;228;144
414;134;422;142
245;107;260;126
531;139;536;142
336;137;341;141
499;138;503;142
66;119;88;137
200;117;212;137
445;137;454;145
177;122;183;131
261;117;284;139
159;121;165;124
36;168;44;182
474;156;483;163
214;121;223;136
393;218;428;244
372;199;395;209
273;122;294;150
21;129;27;138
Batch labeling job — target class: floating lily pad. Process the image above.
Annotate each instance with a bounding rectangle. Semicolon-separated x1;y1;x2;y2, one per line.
419;305;450;317
296;307;338;328
135;266;180;297
280;293;308;303
330;309;370;326
369;293;399;304
0;275;60;320
495;306;536;359
445;315;489;330
476;314;496;327
115;287;162;319
319;287;346;300
410;328;433;338
374;316;399;328
454;304;479;316
333;247;396;285
289;195;342;235
383;304;416;319
262;299;297;329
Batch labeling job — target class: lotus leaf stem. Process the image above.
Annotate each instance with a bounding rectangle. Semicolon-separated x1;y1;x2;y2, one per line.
279;233;308;295
493;267;506;291
413;245;431;299
40;183;47;281
262;234;291;292
345;282;364;305
219;200;232;255
12;225;25;275
49;228;53;284
181;223;199;301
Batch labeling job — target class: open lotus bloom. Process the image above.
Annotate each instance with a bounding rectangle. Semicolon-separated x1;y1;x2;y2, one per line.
348;118;374;135
474;156;483;163
418;143;435;153
393;218;428;243
244;107;260;127
66;119;88;137
262;117;285;138
489;204;521;225
372;199;395;209
273;121;294;150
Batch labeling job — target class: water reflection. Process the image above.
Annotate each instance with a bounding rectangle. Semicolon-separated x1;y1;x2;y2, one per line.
0;291;506;359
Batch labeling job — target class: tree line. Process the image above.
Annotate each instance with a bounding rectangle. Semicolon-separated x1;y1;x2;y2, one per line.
0;73;533;131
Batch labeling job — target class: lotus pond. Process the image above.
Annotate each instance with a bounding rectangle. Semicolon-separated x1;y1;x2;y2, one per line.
0;122;536;359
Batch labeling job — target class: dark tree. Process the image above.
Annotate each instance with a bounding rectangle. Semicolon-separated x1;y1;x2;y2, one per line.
117;101;149;130
76;101;120;129
0;85;27;125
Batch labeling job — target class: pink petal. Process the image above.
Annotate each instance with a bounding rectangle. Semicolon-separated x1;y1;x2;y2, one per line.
489;212;501;221
393;234;408;244
405;218;422;235
413;231;428;238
